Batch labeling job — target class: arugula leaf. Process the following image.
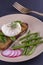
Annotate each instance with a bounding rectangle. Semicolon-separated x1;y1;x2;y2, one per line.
0;31;7;43
0;36;7;43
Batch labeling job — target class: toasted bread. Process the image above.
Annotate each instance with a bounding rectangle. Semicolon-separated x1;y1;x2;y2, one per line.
0;23;28;50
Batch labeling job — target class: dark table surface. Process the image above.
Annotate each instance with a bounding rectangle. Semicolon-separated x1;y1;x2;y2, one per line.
0;0;43;65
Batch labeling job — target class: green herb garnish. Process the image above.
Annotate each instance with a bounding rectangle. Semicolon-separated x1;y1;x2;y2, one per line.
10;36;16;41
15;20;22;25
10;22;17;29
10;21;22;29
0;32;7;43
0;36;7;43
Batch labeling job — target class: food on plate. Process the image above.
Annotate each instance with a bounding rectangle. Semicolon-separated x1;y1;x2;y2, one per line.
1;20;43;58
12;31;43;55
1;30;43;58
1;49;22;57
0;21;28;50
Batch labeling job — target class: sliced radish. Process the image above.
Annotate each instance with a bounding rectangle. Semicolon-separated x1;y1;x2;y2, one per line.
17;49;22;56
13;50;18;57
1;49;22;58
1;49;12;57
9;50;14;57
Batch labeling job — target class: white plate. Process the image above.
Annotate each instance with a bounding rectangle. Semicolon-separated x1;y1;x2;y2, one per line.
0;14;43;62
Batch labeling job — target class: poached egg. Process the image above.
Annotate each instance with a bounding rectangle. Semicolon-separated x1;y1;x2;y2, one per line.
1;22;21;37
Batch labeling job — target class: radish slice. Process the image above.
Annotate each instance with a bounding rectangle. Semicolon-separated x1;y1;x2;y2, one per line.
9;50;14;57
17;49;22;56
1;49;12;57
13;50;18;57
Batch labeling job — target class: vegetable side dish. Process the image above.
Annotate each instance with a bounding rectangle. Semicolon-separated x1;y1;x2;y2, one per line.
12;30;43;55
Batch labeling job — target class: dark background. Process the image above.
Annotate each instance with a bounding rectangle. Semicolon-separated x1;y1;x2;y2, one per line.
0;0;43;65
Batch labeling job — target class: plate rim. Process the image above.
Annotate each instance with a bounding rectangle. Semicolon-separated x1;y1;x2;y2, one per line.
0;13;42;22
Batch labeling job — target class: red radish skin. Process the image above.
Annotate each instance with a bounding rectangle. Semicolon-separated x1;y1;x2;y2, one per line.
9;50;14;57
11;49;22;58
13;50;18;57
1;49;22;58
9;50;18;58
1;49;12;57
17;49;22;56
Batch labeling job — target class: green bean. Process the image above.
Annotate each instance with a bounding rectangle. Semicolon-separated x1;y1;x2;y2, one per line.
23;47;28;55
12;40;43;49
28;46;36;55
22;37;43;43
20;32;39;40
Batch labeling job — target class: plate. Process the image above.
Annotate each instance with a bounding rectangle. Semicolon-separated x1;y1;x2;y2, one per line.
0;14;43;62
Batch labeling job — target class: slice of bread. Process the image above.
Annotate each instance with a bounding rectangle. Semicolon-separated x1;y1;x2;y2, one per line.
0;23;28;50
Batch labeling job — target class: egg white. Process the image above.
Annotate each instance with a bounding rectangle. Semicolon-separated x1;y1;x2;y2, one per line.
1;22;21;37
